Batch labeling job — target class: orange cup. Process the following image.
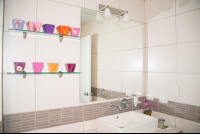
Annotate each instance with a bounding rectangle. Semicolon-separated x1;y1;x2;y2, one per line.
56;25;70;35
47;63;59;72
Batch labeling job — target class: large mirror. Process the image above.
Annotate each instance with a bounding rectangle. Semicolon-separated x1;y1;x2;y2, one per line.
80;8;144;103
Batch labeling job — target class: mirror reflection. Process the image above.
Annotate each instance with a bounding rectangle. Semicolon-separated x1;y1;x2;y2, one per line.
80;8;144;103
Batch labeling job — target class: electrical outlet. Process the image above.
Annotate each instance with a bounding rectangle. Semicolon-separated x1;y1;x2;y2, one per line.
147;94;154;100
126;91;132;97
173;86;180;97
159;96;168;104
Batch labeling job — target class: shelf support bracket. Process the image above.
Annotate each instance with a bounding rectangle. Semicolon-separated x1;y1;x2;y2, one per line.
59;35;63;42
59;71;63;78
23;71;26;79
23;32;27;39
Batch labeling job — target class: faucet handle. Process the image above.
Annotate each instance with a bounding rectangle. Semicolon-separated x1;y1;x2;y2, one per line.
121;98;129;108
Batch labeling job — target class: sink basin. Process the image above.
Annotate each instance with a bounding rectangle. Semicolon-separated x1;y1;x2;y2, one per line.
97;111;158;133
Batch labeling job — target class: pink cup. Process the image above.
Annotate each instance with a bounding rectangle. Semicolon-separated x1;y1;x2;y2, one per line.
32;62;44;72
65;63;76;72
70;27;80;36
26;21;41;31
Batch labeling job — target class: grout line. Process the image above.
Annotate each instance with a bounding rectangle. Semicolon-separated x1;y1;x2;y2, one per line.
175;0;177;128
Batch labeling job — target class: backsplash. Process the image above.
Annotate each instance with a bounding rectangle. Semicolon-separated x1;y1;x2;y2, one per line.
3;97;142;133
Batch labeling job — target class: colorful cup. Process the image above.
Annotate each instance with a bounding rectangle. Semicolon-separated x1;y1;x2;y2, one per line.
26;21;41;31
56;25;70;35
70;27;80;36
14;62;26;72
47;63;59;72
65;63;76;72
13;19;25;30
32;62;44;72
42;24;55;33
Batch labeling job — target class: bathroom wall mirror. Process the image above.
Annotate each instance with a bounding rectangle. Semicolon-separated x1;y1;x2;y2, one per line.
80;8;145;103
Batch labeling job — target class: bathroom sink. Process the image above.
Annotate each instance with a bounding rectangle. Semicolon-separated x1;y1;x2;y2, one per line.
97;111;158;133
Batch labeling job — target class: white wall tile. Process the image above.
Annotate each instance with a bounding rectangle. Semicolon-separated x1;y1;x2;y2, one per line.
147;16;176;47
37;122;84;133
176;0;200;15
122;72;143;94
122;49;143;72
104;30;121;52
122;20;143;30
98;35;104;53
84;119;97;132
4;0;37;31
81;23;91;37
91;71;97;88
104;71;121;92
37;0;80;33
122;25;143;50
3;32;36;73
177;41;200;73
176;117;200;133
120;0;144;23
85;0;120;11
97;53;104;71
97;71;104;88
35;36;80;72
176;9;200;43
145;0;176;23
3;74;35;114
104;16;121;34
0;0;3;27
88;19;104;36
177;74;200;106
147;73;176;101
104;51;121;71
36;74;82;111
152;111;176;128
148;45;176;72
50;0;84;7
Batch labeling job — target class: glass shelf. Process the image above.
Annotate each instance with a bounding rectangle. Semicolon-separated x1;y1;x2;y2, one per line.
7;72;81;74
8;29;82;40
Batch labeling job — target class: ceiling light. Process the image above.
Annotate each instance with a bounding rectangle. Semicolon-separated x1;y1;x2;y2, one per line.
96;12;102;20
104;7;111;17
123;13;129;22
115;16;120;24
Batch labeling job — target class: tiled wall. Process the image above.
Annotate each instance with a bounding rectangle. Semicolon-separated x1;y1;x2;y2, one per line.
145;0;200;133
82;15;145;95
3;97;143;133
2;0;145;133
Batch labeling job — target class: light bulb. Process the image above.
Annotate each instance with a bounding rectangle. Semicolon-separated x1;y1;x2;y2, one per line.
96;12;102;20
115;16;120;24
124;13;129;22
104;8;111;17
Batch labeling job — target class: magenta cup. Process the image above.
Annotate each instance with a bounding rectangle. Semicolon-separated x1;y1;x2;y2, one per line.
65;63;76;72
14;62;26;72
32;62;44;72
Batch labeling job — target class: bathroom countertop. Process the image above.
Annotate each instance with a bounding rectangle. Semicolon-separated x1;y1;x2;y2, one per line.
81;127;182;133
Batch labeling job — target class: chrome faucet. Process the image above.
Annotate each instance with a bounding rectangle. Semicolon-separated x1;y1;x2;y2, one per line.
110;99;129;111
110;103;122;111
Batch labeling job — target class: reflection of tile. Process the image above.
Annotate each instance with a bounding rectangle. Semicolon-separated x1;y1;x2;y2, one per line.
166;101;175;116
176;103;186;119
185;105;196;122
110;101;120;115
159;103;166;114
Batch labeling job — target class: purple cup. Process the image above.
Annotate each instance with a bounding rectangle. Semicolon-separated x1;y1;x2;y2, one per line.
14;62;26;72
13;19;25;30
42;24;55;33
